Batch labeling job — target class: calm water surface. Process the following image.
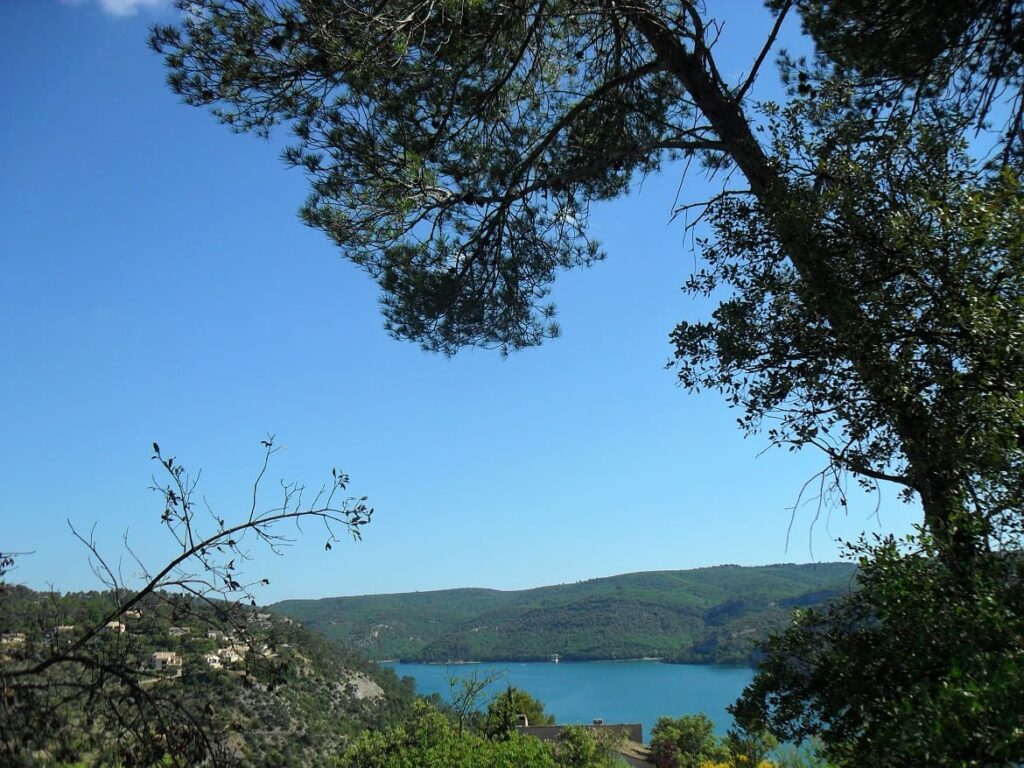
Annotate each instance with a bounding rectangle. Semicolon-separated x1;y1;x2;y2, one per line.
384;661;754;742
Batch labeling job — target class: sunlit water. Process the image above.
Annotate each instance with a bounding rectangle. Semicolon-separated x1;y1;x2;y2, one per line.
383;661;754;742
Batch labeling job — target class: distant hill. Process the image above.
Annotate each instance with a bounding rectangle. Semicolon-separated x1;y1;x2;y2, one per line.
271;563;858;665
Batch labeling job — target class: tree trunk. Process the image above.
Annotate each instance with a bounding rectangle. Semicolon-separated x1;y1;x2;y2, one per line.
628;3;976;569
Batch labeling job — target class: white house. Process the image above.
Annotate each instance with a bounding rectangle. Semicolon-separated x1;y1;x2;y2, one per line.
217;647;243;665
150;651;183;671
203;653;222;669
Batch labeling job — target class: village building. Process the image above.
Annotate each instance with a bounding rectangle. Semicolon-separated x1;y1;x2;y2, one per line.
150;651;183;672
1;632;26;646
123;609;142;619
217;647;243;665
203;653;222;669
105;621;126;634
48;625;76;643
168;626;190;637
247;612;273;629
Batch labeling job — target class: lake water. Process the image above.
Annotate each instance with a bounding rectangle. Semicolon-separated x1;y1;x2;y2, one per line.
384;661;754;743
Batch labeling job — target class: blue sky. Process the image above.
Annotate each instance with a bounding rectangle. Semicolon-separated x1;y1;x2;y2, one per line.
1;0;916;602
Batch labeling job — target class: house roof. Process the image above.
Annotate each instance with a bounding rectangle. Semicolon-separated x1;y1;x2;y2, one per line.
517;723;643;744
515;723;653;765
615;739;654;766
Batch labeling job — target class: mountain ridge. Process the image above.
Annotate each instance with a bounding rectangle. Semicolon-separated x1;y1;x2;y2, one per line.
271;562;858;665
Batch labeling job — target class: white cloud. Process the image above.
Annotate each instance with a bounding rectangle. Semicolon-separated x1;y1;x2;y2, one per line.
100;0;168;16
62;0;170;17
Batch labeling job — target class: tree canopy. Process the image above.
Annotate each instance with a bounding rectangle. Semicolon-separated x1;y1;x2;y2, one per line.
152;1;1024;761
484;686;555;737
775;0;1024;153
673;65;1024;561
649;714;730;768
150;1;751;354
340;699;617;768
152;0;1023;565
731;533;1024;765
648;713;782;768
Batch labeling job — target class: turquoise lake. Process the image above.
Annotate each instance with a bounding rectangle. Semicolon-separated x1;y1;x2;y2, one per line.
384;661;754;743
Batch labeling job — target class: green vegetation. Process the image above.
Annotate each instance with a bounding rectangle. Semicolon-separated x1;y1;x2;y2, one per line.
147;0;1022;581
143;0;1024;763
733;534;1024;766
272;564;856;664
484;687;555;738
773;0;1023;151
0;585;415;766
357;697;834;768
340;700;622;768
649;714;831;768
650;715;732;768
1;440;387;767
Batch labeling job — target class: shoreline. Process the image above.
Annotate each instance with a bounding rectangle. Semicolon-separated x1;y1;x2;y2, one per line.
379;657;754;669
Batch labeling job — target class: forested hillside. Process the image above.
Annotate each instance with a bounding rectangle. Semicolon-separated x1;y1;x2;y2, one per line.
0;586;415;766
272;563;857;665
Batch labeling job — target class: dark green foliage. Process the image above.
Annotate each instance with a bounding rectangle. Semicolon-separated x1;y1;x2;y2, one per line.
773;0;1024;150
484;686;555;737
152;2;1024;762
704;76;1024;744
151;0;1024;567
272;563;856;664
151;0;1024;563
731;535;1024;766
340;699;617;768
548;725;621;768
648;715;785;768
649;714;729;768
0;586;415;766
674;65;1024;568
150;0;721;354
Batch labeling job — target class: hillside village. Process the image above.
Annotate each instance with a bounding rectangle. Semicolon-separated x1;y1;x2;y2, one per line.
141;614;284;676
0;586;415;766
2;600;293;678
